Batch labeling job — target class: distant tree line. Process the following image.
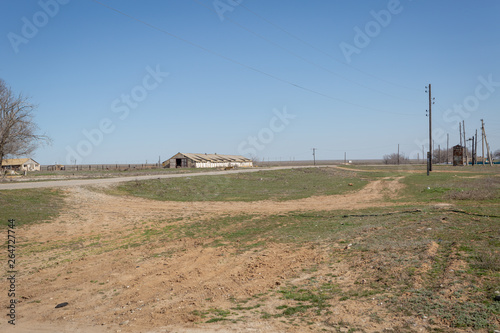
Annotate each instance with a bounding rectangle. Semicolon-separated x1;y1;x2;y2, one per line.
382;153;410;165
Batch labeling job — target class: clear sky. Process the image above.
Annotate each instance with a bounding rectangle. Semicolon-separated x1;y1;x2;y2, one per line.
1;0;499;164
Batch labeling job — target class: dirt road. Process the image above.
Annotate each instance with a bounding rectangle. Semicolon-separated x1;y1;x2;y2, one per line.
4;175;408;333
0;166;323;190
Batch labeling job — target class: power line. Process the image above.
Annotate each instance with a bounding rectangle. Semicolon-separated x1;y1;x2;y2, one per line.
237;2;420;93
192;0;419;103
90;0;418;117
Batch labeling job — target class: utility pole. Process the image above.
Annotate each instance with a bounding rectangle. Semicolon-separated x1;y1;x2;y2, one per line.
466;138;471;166
471;135;475;166
446;133;449;165
481;119;485;165
463;120;467;165
426;84;433;171
459;122;462;146
344;152;346;165
397;144;400;165
312;148;316;165
475;129;478;166
482;121;493;166
438;145;441;164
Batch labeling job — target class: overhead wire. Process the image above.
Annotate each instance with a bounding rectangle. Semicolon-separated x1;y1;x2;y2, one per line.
237;2;420;92
90;0;417;116
192;0;420;103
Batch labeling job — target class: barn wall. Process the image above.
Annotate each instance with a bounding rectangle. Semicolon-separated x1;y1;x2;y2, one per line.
194;162;253;168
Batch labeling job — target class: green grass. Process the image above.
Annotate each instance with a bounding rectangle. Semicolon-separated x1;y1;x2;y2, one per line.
187;203;498;328
389;170;500;204
105;167;366;202
0;188;65;228
7;164;500;331
278;284;335;315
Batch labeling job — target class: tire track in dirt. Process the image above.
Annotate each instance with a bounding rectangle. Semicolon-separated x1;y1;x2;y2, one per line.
82;176;405;216
22;177;405;246
12;177;406;333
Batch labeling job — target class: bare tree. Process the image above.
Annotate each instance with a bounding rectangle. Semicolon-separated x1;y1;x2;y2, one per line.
383;153;410;165
0;79;50;170
250;155;259;167
494;149;500;159
432;148;451;164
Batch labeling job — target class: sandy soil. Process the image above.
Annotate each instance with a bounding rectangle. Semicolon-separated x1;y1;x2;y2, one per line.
3;177;425;333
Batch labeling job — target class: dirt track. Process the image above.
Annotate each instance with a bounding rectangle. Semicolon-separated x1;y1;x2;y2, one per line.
6;176;408;333
0;166;321;190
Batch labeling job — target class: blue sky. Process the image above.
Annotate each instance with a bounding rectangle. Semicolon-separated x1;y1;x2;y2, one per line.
1;0;499;164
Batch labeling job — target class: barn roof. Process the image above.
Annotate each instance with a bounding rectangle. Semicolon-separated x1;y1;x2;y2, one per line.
1;158;38;166
175;153;251;163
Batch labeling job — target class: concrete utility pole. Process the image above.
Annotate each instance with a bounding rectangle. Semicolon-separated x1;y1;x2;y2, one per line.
471;136;475;166
426;84;433;171
459;122;462;146
397;144;400;165
466;138;472;166
312;148;316;165
481;119;485;165
463;121;467;165
447;133;449;165
475;129;478;166
482;121;493;166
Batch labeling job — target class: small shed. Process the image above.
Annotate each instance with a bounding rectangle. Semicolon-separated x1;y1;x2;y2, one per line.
47;164;66;171
164;153;253;168
1;158;41;171
453;145;465;166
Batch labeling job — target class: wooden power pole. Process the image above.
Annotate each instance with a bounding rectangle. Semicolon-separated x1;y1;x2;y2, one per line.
426;84;433;171
312;148;316;165
482;122;493;166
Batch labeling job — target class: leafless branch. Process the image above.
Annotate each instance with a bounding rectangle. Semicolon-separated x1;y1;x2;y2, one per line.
0;79;51;169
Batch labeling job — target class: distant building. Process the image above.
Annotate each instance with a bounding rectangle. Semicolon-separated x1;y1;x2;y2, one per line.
47;164;66;171
164;153;253;168
453;145;465;166
1;158;41;171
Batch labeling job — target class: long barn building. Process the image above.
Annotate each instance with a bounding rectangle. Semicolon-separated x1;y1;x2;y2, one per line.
164;153;253;168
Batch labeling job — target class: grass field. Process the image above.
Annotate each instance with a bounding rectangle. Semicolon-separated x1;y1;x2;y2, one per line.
105;167;366;201
3;165;499;332
0;188;65;228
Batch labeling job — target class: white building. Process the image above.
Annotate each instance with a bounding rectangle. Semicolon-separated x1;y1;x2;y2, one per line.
1;158;41;172
164;153;253;168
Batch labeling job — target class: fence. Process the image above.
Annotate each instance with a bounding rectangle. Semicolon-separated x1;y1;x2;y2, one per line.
41;163;162;172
